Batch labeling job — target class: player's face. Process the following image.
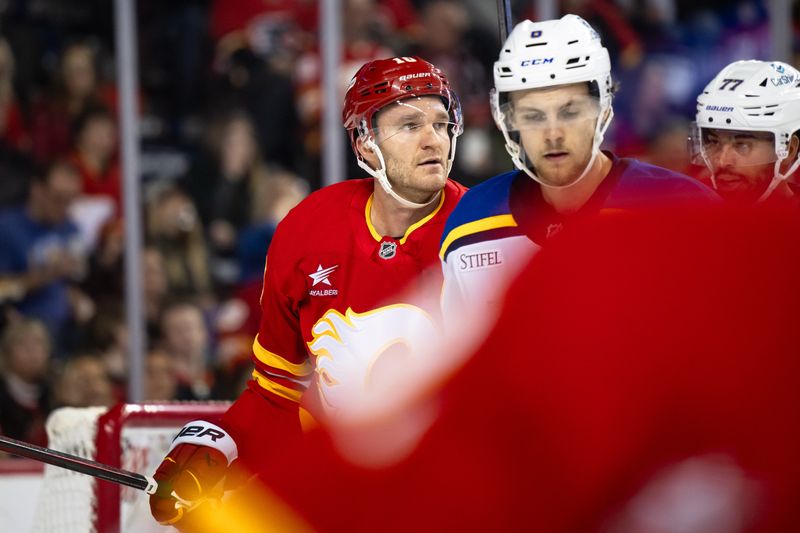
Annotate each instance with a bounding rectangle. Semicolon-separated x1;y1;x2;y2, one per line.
372;96;453;202
701;129;776;202
508;83;599;187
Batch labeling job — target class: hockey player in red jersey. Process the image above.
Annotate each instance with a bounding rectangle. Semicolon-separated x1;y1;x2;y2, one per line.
209;206;800;533
148;56;467;528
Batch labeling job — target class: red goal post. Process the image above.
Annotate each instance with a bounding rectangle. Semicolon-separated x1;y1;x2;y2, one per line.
33;402;230;533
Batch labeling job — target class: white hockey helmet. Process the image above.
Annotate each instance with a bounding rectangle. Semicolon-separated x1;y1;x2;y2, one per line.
490;14;614;187
691;60;800;201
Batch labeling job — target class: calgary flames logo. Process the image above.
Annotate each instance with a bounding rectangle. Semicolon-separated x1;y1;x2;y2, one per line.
307;304;440;416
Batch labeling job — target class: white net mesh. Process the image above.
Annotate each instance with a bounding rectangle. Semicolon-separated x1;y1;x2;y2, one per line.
118;426;182;533
29;403;229;533
31;406;107;533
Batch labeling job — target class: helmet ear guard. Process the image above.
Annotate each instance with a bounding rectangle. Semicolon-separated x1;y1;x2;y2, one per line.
356;130;375;154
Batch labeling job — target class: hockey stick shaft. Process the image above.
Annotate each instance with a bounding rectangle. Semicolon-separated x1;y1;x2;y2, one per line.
497;0;513;43
0;434;157;494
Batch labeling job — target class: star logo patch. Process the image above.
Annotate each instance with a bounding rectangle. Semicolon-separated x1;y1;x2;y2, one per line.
309;264;338;286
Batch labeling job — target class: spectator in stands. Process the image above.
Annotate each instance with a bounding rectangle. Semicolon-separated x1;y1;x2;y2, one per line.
236;172;307;285
0;160;94;353
53;353;115;408
81;217;125;303
69;105;121;210
0;36;30;155
136;2;213;143
144;347;179;402
157;299;215;401
30;40;116;163
146;184;213;301
0;319;52;446
68;105;122;258
83;303;128;400
209;0;317;57
0;36;33;210
207;41;301;173
142;246;169;340
183;109;305;287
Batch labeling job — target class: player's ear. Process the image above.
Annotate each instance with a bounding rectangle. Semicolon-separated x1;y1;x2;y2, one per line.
788;133;799;161
780;133;800;174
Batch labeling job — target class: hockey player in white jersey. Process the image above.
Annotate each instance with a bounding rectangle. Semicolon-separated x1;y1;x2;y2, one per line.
689;60;800;205
439;14;718;316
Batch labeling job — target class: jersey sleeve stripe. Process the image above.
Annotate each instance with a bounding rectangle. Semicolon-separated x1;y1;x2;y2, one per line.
253;359;312;387
439;214;518;260
253;337;313;377
251;369;304;403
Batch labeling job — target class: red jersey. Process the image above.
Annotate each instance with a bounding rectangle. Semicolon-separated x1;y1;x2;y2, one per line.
221;178;466;473
218;206;800;532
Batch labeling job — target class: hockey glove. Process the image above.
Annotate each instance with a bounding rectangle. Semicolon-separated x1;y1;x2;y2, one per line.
149;420;238;527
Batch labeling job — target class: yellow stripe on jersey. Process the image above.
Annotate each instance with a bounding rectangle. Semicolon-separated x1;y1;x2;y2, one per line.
364;190;446;244
399;191;445;245
439;214;518;260
253;337;313;377
251;369;304;403
365;194;382;242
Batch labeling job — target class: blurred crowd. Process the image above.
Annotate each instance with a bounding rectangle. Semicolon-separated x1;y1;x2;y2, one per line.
0;0;793;446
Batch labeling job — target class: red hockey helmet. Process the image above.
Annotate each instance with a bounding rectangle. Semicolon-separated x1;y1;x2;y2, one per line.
343;56;461;137
342;57;463;206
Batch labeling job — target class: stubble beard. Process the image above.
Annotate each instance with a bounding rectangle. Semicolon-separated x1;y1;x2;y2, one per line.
532;152;593;188
385;158;446;203
714;167;773;203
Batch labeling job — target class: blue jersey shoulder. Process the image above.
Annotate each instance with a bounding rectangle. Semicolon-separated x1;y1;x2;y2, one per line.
441;171;517;242
439;170;525;260
608;159;720;208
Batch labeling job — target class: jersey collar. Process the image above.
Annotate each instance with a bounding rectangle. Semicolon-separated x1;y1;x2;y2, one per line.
365;189;446;245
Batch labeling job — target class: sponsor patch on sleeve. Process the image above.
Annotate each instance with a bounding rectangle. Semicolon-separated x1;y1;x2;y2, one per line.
457;249;504;271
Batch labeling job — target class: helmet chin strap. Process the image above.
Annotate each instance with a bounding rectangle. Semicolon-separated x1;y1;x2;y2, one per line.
359;137;440;209
758;156;800;202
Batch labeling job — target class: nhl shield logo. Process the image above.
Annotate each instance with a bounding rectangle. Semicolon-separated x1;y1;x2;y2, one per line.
378;241;397;260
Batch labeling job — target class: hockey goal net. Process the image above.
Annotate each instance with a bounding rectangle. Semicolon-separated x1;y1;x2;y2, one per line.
31;402;230;533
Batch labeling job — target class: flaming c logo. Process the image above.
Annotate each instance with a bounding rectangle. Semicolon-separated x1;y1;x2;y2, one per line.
307;305;440;415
